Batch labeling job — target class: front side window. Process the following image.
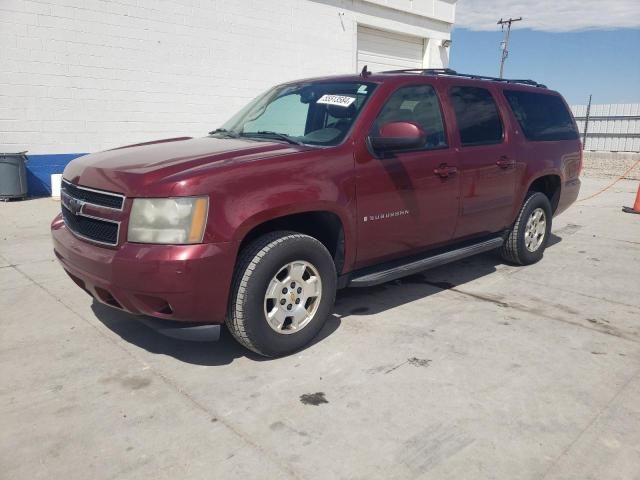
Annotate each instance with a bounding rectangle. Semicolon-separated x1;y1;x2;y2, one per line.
503;90;579;141
450;86;504;146
216;82;377;146
373;84;448;150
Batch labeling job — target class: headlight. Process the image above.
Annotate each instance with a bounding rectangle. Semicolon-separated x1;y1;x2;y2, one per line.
128;197;209;244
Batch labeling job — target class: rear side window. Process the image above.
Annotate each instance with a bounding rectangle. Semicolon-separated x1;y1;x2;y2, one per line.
504;90;579;141
450;86;503;146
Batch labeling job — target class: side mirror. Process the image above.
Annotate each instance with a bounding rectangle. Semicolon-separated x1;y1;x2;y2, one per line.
370;121;426;152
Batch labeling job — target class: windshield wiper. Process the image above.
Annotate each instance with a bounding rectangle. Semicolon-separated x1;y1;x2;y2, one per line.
209;128;239;138
241;131;302;145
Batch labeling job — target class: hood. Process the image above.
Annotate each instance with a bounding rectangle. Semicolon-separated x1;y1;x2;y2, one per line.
63;136;311;196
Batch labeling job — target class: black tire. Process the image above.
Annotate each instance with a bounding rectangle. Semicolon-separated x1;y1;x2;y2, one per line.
227;231;337;357
501;192;552;265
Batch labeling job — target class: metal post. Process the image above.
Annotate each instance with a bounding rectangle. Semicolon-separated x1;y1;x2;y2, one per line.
583;94;592;149
498;17;523;79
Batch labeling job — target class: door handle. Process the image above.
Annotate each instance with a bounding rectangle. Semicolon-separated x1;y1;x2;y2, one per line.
434;164;458;178
496;156;515;169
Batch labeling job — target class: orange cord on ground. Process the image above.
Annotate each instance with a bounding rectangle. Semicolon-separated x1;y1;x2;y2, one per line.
576;157;640;203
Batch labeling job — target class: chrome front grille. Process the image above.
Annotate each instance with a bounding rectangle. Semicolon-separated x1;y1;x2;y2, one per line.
61;179;124;210
60;179;124;246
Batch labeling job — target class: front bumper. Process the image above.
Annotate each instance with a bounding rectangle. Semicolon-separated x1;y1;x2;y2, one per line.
51;214;237;323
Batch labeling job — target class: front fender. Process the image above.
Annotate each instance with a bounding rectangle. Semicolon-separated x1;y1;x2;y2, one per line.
202;146;358;268
231;201;354;246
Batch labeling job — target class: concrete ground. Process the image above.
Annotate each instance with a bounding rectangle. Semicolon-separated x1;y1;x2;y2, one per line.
1;177;639;480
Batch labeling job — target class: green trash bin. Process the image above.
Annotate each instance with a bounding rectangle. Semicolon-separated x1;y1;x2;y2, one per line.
0;152;28;200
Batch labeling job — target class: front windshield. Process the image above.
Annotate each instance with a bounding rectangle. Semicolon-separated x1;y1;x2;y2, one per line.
215;81;377;146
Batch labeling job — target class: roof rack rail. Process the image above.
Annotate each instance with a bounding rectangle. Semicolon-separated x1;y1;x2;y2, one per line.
381;68;547;89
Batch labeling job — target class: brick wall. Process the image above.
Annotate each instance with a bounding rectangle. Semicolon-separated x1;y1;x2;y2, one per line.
0;0;453;157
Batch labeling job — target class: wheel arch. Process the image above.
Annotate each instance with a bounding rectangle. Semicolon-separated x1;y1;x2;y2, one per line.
526;174;562;214
235;210;348;274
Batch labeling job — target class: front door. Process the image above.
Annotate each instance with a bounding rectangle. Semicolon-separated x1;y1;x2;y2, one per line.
354;83;460;268
448;85;517;238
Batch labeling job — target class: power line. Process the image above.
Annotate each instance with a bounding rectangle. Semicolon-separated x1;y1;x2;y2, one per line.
498;17;523;79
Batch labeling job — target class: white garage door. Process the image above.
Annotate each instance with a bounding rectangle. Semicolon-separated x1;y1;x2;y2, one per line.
357;26;425;73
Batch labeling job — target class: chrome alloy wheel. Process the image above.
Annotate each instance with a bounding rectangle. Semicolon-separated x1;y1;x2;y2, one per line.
263;260;322;334
524;208;547;252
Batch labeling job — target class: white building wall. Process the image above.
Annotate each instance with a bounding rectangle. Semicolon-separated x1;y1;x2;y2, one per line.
0;0;455;155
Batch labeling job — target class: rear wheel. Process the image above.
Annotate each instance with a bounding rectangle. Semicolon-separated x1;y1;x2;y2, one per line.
501;192;552;265
227;231;337;357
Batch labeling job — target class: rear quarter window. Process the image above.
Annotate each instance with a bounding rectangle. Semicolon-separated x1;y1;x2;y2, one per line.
504;90;579;141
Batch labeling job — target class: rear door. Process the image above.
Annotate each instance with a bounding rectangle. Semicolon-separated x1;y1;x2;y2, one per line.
447;85;517;238
354;82;460;267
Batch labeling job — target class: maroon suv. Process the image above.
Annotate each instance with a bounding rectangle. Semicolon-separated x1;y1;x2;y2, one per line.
51;68;582;357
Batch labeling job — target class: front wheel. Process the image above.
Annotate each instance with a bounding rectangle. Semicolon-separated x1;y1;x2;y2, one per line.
227;231;337;357
501;192;552;265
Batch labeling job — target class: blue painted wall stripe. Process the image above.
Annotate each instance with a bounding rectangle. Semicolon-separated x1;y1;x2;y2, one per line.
25;153;87;197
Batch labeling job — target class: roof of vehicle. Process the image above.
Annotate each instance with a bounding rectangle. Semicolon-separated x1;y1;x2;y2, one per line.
294;68;555;93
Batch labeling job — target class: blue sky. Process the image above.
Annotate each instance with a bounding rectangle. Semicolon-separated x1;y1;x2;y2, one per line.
449;28;640;105
451;0;640;106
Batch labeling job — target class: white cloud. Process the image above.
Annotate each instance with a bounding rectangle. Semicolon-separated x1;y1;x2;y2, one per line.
455;0;640;32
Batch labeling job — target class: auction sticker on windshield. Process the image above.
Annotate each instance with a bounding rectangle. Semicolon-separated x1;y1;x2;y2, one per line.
317;95;356;107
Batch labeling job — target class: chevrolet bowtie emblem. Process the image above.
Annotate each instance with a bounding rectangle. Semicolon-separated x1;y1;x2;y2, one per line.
63;192;84;216
69;197;84;215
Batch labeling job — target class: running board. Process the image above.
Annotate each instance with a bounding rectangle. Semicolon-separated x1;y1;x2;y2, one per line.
348;237;504;288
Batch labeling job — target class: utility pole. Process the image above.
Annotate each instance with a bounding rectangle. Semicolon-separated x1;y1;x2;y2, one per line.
498;17;523;78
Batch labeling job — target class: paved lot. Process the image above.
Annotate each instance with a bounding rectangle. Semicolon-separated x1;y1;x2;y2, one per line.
1;177;639;480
